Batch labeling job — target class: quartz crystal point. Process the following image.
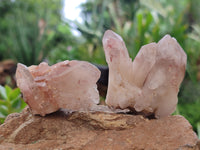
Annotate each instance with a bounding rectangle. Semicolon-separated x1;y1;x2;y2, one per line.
16;60;100;116
103;30;187;118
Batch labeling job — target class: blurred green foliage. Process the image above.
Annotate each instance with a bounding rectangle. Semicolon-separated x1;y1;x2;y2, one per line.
0;0;74;66
73;0;189;60
47;23;81;64
178;100;200;132
198;122;200;139
0;85;26;123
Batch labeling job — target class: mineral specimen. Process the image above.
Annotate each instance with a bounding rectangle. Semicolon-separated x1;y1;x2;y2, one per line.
16;60;100;116
103;30;187;118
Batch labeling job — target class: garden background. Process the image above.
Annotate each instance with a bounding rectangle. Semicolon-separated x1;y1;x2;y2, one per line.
0;0;200;138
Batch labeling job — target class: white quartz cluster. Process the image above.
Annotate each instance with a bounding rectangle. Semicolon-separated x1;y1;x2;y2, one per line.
103;30;187;118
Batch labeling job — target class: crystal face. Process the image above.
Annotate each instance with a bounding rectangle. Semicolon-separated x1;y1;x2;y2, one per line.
16;60;100;116
103;30;187;118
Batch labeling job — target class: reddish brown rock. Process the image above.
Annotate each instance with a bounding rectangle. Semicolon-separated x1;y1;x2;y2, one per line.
0;107;198;150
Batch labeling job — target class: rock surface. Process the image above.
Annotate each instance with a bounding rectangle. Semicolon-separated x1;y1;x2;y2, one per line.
0;107;198;150
16;61;100;116
103;30;187;118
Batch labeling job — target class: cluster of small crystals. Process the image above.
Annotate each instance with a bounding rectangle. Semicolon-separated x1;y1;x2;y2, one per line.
16;60;100;116
103;30;187;118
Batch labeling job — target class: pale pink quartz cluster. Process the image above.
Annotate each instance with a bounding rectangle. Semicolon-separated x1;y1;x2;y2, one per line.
16;30;187;118
16;61;100;116
103;30;187;118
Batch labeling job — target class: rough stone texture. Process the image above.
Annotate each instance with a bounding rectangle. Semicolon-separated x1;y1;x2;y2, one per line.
16;61;100;116
198;140;200;149
103;30;187;118
0;107;198;150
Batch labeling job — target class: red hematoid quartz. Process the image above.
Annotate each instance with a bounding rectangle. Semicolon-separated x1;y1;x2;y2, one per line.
16;60;100;116
102;30;187;118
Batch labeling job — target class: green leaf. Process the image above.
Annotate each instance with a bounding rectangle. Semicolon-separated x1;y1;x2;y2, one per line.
8;88;21;101
136;13;143;35
0;118;5;124
5;85;12;96
11;98;22;109
0;85;7;100
144;12;153;32
21;100;27;109
0;105;8;116
0;112;6;118
0;99;7;105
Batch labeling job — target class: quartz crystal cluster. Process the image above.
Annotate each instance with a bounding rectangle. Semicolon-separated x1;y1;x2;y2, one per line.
15;30;187;118
16;61;100;116
103;30;187;118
